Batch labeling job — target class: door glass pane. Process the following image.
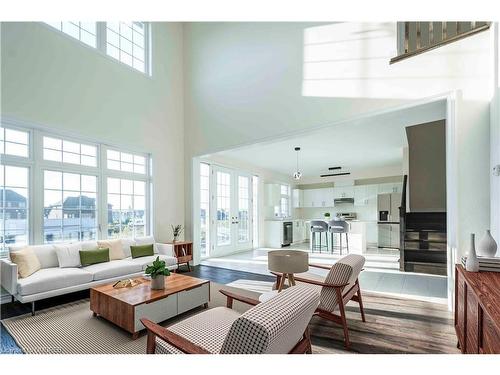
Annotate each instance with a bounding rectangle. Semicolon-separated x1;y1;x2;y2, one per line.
200;163;210;257
216;171;231;246
238;176;250;243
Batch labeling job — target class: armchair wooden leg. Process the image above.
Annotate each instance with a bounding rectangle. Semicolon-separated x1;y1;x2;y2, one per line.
356;280;366;323
146;331;156;354
305;328;312;354
335;289;350;349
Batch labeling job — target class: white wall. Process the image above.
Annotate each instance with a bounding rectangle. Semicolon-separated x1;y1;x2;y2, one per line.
1;22;185;243
184;22;494;259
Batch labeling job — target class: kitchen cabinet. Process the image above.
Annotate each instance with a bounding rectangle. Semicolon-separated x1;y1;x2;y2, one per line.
292;220;305;243
302;188;333;208
377;223;400;249
333;186;354;199
292;189;303;208
378;182;401;194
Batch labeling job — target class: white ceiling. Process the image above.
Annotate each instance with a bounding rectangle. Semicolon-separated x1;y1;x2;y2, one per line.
211;100;446;179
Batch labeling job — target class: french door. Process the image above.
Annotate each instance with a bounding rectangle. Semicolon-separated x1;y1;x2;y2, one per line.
211;165;253;256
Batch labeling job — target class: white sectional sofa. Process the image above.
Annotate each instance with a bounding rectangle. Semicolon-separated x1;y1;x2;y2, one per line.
0;236;178;314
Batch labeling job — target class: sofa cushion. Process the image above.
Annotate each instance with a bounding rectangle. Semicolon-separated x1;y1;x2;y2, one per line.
10;244;58;269
10;247;41;278
120;238;136;258
83;260;142;281
155;307;241;354
131;244;154;259
80;248;110;266
80;241;99;251
126;255;177;270
17;267;93;296
54;243;82;268
134;236;158;254
97;239;126;260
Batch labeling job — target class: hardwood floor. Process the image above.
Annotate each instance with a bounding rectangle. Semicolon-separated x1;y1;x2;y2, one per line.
1;265;457;354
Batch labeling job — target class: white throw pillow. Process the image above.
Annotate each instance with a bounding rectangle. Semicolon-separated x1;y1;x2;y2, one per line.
54;243;82;268
97;239;126;260
120;238;136;258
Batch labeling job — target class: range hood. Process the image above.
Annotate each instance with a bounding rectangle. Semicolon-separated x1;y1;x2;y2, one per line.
334;197;354;205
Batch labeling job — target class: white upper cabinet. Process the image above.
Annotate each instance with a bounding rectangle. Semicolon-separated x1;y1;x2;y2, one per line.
302;188;334;207
378;182;401;194
333;186;354;199
354;185;367;206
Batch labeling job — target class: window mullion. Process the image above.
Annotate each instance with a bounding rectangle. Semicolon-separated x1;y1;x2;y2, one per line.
96;21;107;54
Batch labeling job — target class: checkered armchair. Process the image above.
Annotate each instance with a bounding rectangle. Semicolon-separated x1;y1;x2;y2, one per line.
277;254;366;349
141;284;320;354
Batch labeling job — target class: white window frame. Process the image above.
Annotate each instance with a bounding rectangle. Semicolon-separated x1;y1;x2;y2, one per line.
0;118;153;250
279;184;290;218
1;125;34;255
42;22;152;76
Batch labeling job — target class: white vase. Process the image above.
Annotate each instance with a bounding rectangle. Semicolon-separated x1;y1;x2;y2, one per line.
465;233;479;272
477;230;498;257
150;275;165;290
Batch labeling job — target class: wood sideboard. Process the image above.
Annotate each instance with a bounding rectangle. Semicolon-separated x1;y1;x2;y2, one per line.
455;264;500;354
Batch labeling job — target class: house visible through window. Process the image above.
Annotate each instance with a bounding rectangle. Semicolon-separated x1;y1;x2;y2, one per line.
107;178;146;239
43;171;98;243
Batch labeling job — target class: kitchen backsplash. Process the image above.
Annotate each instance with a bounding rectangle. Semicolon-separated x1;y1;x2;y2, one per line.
294;203;378;221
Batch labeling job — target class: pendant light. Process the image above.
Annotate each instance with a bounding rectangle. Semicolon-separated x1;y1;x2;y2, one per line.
293;147;302;180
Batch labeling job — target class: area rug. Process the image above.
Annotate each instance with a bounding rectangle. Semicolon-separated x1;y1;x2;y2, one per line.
1;281;459;354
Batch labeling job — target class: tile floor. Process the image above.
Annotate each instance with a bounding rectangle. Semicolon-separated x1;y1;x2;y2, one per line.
201;246;448;303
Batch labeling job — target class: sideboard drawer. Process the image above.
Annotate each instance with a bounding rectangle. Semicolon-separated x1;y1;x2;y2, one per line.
177;283;209;314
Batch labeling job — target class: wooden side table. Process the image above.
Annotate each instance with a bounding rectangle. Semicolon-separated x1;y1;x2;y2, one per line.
165;241;193;272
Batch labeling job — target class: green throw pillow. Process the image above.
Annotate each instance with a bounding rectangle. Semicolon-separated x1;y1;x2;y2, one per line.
130;244;154;259
79;248;110;266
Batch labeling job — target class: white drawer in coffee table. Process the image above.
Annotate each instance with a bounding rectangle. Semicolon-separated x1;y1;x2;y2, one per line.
177;283;210;314
134;293;178;332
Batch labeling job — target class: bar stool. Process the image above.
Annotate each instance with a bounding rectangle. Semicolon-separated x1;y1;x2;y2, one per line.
310;220;329;253
328;219;349;255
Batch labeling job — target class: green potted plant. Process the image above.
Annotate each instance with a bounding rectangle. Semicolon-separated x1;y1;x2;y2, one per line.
171;224;184;242
324;212;331;219
145;256;171;290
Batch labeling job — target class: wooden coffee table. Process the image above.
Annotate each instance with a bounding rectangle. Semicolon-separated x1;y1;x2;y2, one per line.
90;273;210;339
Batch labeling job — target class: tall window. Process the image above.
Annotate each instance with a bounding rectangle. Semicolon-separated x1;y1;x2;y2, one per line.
43;171;98;243
107;150;145;174
44;22;151;76
43;136;97;167
216;171;231;246
1;127;29;158
45;22;97;48
238;176;250;242
252;176;259;248
280;184;290;218
0;122;153;255
107;178;146;239
106;22;147;74
200;163;210;257
1;166;29;252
